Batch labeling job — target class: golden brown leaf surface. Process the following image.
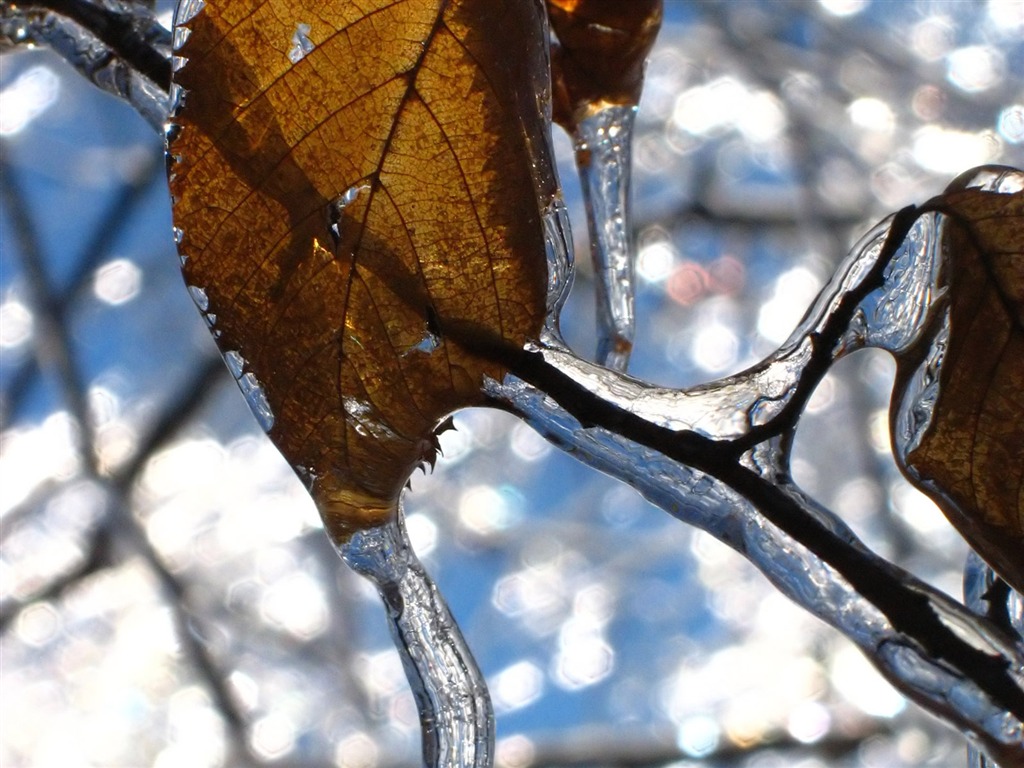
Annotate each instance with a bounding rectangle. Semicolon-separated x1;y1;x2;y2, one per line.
894;184;1024;593
547;0;662;129
168;0;556;541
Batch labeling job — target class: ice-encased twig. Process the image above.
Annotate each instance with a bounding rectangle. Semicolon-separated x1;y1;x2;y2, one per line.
490;192;1024;763
574;105;639;372
486;372;1024;764
966;554;1024;768
1;1;170;131
337;511;495;768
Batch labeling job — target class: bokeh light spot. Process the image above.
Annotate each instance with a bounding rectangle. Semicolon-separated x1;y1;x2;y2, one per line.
997;105;1024;144
491;660;544;713
495;734;536;768
848;97;894;134
15;602;60;647
910;16;954;62
0;299;33;349
637;240;677;282
831;645;905;718
788;701;832;743
405;512;438;556
509;421;551;462
0;65;59;136
459;485;522;537
252;713;296;759
819;0;869;17
757;267;822;344
691;322;739;374
336;732;379;768
988;0;1024;31
93;258;143;305
946;45;1004;92
553;632;614;690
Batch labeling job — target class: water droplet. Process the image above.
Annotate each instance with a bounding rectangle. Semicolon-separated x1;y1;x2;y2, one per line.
238;372;274;431
342;397;398;440
224;349;245;379
175;0;205;26
337;183;369;209
220;349;274;431
410;331;440;355
172;24;191;51
172;226;184;244
328;184;371;245
288;23;315;64
188;284;209;311
165;122;182;144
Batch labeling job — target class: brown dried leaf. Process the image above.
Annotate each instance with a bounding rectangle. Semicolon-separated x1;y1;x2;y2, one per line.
168;0;556;541
894;179;1024;593
547;0;663;129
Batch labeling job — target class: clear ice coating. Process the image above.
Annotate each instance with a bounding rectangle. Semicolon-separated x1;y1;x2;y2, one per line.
5;3;172;131
187;284;209;312
488;369;1024;763
493;179;1024;763
858;213;945;355
408;329;440;356
288;22;314;64
175;0;205;26
223;350;274;432
540;197;574;334
238;373;273;431
879;167;1024;521
948;164;1024;195
337;512;494;768
336;183;369;209
573;105;639;372
172;23;191;51
328;184;371;243
965;553;1023;768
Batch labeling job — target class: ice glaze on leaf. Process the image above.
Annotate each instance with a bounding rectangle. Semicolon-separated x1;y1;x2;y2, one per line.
547;0;662;129
893;178;1024;594
168;0;556;541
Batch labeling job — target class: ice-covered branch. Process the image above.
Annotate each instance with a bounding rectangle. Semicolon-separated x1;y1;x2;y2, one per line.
967;554;1024;768
486;372;1024;763
1;0;170;129
487;183;1024;763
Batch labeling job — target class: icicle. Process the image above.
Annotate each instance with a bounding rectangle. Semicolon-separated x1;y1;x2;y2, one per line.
574;105;638;371
336;510;494;768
